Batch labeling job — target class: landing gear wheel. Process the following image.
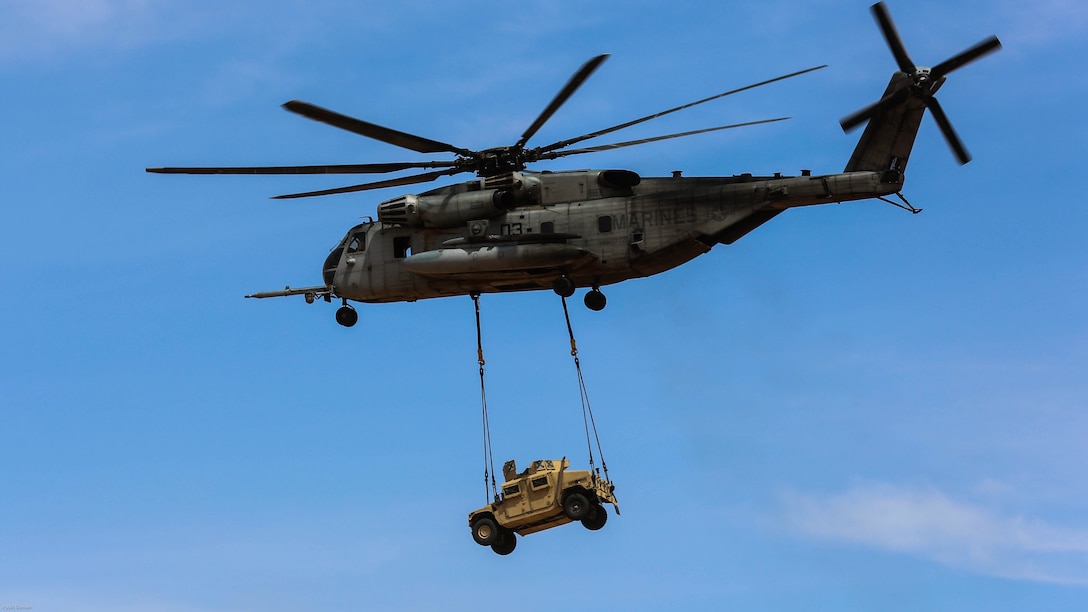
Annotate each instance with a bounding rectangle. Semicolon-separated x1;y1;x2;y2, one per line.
490;529;517;555
563;492;591;520
471;516;499;546
584;289;607;311
581;504;608;530
335;305;358;327
553;276;575;298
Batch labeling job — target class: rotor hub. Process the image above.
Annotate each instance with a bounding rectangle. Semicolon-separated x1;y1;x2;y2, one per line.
471;146;528;176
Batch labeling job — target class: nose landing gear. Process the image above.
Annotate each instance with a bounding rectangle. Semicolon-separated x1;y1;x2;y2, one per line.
335;301;358;327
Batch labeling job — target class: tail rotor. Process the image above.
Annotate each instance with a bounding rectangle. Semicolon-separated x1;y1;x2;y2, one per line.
841;2;1001;164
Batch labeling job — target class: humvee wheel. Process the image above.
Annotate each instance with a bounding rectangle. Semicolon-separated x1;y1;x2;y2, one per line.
491;529;517;555
563;492;591;520
581;504;608;531
471;517;499;546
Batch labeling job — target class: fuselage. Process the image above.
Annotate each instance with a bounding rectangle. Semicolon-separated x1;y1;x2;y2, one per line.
325;167;902;303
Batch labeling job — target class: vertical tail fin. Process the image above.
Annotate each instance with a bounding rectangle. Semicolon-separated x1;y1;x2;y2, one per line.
844;74;927;173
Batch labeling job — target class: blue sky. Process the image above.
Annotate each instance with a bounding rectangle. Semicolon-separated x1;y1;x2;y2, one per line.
3;0;1087;609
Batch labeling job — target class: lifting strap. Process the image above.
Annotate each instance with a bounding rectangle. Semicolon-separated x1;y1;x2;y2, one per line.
473;293;499;503
560;296;610;483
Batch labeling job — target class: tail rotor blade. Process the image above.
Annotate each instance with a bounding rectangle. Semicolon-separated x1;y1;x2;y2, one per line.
931;36;1002;79
840;87;909;132
925;97;971;164
872;1;916;74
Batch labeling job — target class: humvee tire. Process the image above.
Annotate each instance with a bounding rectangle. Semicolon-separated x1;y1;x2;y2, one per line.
472;516;499;546
581;505;607;530
563;492;590;520
491;529;517;555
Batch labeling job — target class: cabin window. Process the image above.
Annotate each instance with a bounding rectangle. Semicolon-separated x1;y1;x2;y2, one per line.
541;221;554;234
531;476;548;489
597;215;613;233
503;484;521;496
393;236;411;259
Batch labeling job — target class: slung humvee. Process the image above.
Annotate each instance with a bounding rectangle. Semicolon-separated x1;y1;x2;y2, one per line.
468;458;619;555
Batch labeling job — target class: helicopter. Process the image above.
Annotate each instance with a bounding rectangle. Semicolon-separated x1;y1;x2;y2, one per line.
148;2;1000;328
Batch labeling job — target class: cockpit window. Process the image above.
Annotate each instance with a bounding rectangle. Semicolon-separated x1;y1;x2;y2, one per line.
347;234;366;253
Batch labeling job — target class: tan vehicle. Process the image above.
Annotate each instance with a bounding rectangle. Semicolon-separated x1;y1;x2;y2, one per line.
468;458;619;555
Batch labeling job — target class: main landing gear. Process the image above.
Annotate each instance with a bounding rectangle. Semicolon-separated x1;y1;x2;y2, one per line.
552;276;575;298
583;288;606;311
552;276;607;311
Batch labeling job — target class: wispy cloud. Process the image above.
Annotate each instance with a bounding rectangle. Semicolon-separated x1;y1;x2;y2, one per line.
0;0;147;60
997;0;1088;47
0;0;219;64
781;483;1088;585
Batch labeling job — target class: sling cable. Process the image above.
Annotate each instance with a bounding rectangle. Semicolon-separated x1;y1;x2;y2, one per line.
471;293;613;503
472;293;499;504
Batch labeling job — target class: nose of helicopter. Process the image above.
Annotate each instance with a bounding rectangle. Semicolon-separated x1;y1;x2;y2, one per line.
322;247;341;286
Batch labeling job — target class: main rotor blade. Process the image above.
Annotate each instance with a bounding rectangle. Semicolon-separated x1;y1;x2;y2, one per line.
840;87;910;132
872;1;916;74
272;168;465;199
535;65;826;156
543;118;789;159
925;97;971;164
146;161;459;175
514;54;610;149
283;100;474;156
931;36;1002;79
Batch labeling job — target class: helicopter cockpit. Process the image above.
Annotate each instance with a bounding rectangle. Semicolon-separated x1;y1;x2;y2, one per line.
324;222;371;286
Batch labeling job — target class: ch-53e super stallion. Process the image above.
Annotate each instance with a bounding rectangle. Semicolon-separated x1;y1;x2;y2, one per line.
148;2;1000;328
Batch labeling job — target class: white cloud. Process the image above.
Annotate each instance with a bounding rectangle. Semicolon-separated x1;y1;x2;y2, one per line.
0;0;142;58
781;483;1088;585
